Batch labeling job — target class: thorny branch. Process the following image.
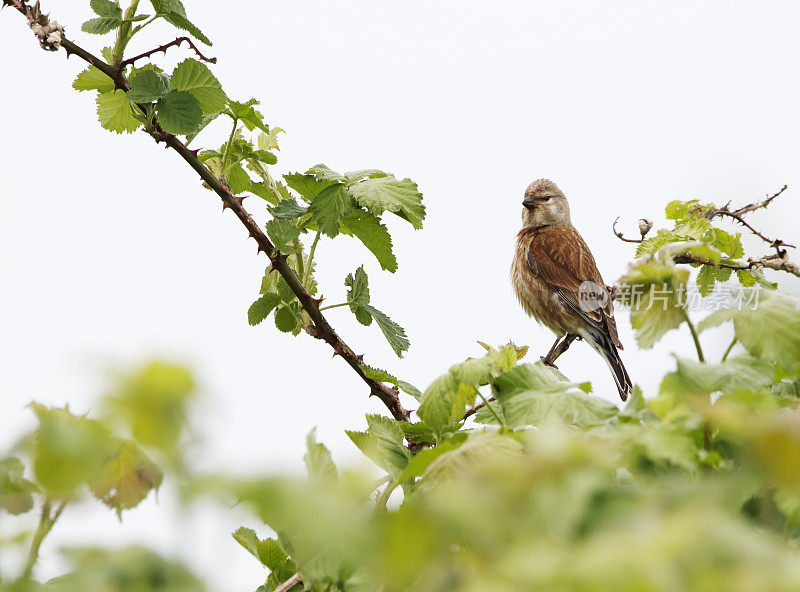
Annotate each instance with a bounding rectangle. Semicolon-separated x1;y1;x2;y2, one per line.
705;185;794;251
120;36;217;68
614;185;800;279
3;0;411;423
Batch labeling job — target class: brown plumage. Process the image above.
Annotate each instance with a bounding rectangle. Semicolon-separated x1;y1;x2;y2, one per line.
511;179;632;401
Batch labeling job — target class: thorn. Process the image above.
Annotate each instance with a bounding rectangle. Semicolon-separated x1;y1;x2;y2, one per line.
332;348;343;358
221;200;230;211
272;253;288;267
311;297;323;307
189;148;200;158
234;195;246;206
355;354;364;364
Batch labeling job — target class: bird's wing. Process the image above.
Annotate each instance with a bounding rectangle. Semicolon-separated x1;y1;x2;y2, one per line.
527;226;622;348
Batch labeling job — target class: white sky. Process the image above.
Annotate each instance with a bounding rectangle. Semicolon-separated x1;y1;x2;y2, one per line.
2;0;800;589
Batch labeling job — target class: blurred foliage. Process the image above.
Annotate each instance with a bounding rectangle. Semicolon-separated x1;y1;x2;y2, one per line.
102;361;196;458
45;546;205;592
218;292;800;590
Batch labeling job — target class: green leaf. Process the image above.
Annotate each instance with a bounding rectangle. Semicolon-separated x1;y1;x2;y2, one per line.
700;292;800;370
270;198;309;220
399;421;438;444
91;0;122;18
420;432;523;485
307;164;346;183
696;265;732;297
636;229;682;257
277;276;296;303
266;219;301;254
232;526;261;560
660;355;774;400
493;364;618;428
618;261;690;348
364;304;409;357
711;228;744;259
127;69;170;103
345;266;372;326
227;164;252;195
473;400;506;425
308;184;354;238
341;209;398;273
96;90;140;134
0;457;38;515
233;528;296;579
674;218;712;240
304;428;337;483
248;293;281;326
346;415;410;477
73;66;115;93
156;90;202;135
274;306;298;333
103;361;196;453
227;98;267;131
395;434;468;483
417;374;459;436
151;0;212;45
361;365;422;400
284;173;335;202
82;17;123;35
28;403;117;496
347;176;426;229
170;59;225;115
90;440;162;514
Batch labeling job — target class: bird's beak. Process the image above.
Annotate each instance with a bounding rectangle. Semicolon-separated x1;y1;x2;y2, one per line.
522;197;536;210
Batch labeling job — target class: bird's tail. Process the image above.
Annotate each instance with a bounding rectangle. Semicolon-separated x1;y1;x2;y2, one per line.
580;328;633;402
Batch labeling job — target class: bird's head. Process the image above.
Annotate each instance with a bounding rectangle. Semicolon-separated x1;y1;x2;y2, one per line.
520;179;571;228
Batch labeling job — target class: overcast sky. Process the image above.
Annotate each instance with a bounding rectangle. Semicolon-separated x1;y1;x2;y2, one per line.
2;0;800;589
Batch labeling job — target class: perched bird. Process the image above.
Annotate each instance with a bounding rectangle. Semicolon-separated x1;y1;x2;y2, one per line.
511;179;632;401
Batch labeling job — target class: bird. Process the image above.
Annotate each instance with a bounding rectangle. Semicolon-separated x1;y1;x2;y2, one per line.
510;179;632;401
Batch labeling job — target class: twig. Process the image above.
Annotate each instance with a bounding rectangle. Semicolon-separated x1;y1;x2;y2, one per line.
731;185;788;217
274;573;302;592
672;255;754;271
672;253;800;279
705;185;793;250
612;216;644;243
4;4;411;423
120;36;217;68
463;396;495;421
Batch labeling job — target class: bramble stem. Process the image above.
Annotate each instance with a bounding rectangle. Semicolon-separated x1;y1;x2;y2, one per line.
5;1;412;423
683;312;705;363
721;338;737;362
319;302;348;311
22;498;68;580
220;117;239;174
303;231;321;288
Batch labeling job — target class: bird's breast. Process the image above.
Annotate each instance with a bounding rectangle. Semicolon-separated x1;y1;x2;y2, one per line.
511;240;569;335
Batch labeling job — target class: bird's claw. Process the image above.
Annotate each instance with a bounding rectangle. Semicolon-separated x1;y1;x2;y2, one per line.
540;355;559;369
